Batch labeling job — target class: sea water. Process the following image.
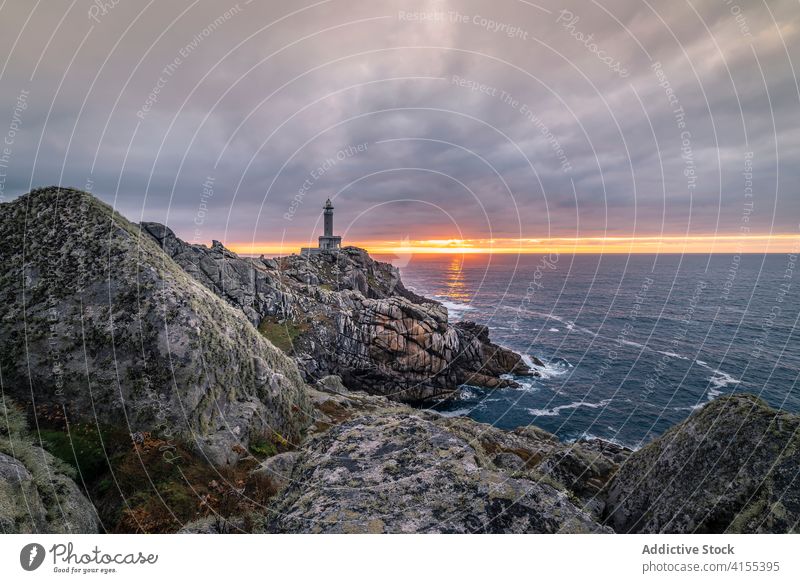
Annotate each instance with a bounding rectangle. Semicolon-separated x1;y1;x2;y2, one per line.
389;253;799;449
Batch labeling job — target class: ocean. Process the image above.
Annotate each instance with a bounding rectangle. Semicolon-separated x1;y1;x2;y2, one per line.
389;253;800;449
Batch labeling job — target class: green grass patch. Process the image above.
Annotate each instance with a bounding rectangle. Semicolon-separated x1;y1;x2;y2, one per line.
37;425;128;483
257;316;307;353
249;437;277;457
249;430;292;459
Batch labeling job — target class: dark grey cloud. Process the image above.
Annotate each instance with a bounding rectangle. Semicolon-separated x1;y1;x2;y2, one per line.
0;0;797;246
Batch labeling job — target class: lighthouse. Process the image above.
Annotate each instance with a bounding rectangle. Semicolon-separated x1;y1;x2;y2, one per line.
301;198;342;255
323;198;334;239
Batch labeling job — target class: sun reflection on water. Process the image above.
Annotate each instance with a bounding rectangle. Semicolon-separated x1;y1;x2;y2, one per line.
444;255;470;302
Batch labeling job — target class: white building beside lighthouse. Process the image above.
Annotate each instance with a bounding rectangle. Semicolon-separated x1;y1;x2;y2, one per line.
301;198;342;255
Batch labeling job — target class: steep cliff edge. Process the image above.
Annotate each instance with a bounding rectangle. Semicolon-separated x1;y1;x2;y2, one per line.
141;223;534;402
0;187;311;466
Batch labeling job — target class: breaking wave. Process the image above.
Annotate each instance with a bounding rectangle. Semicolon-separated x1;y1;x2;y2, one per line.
437;298;475;321
527;398;612;417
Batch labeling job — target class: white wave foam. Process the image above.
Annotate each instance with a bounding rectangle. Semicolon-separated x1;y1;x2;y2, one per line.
436;298;475;321
709;369;740;389
613;336;694;362
673;403;705;412
440;300;474;312
457;387;481;400
626;340;690;361
536;311;599;339
524;355;571;380
513;379;542;392
548;327;560;332
569;432;636;450
428;407;472;418
527;398;612;417
699;369;741;401
658;351;690;361
618;338;645;350
545;313;570;327
536;364;569;379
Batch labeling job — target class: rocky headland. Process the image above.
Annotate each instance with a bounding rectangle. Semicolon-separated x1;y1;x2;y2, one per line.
1;187;797;534
140;220;535;402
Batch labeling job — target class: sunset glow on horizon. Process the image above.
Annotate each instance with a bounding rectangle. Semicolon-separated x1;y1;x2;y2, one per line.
228;233;800;256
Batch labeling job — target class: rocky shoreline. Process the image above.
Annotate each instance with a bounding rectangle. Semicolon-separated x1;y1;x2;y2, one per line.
141;220;537;402
1;187;798;534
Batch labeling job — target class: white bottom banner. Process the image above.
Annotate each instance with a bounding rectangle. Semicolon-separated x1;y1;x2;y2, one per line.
1;534;797;582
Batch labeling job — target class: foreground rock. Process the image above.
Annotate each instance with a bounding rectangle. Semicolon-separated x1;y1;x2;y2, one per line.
1;399;98;533
604;394;800;533
0;188;310;465
267;413;608;533
142;223;534;402
255;377;620;533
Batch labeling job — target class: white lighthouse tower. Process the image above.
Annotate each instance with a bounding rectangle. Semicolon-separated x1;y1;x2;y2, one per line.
301;198;342;255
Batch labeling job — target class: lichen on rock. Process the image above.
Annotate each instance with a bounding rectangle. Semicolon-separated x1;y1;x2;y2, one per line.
254;376;618;533
265;411;610;534
0;187;311;466
603;394;800;533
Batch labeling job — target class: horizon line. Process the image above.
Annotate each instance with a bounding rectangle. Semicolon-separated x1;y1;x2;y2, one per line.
226;233;800;256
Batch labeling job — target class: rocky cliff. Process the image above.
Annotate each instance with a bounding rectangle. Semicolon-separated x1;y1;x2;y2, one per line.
1;188;798;534
141;222;534;402
179;380;800;534
0;187;310;466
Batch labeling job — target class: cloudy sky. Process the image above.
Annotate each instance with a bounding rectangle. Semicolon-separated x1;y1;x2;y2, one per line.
0;0;798;253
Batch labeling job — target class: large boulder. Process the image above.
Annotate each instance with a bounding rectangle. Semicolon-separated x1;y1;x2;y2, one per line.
603;394;800;533
0;187;311;465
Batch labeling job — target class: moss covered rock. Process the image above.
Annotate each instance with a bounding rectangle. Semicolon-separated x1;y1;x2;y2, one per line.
603;394;800;533
0;399;98;533
0;187;311;465
264;409;610;533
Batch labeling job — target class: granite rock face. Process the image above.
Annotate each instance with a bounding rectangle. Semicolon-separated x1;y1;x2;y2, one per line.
142;223;534;402
0;452;98;534
604;395;800;533
261;378;622;533
267;413;608;534
0;188;311;465
0;399;98;533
